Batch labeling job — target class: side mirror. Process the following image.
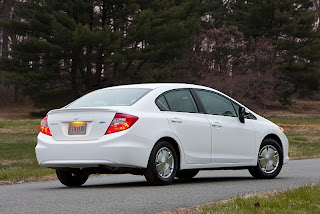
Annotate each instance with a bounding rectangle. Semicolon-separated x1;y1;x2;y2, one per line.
239;106;247;123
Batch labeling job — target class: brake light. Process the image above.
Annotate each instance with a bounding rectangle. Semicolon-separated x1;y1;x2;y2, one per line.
40;116;52;136
106;113;138;134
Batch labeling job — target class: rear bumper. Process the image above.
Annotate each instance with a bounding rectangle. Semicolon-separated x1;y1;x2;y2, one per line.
35;131;153;169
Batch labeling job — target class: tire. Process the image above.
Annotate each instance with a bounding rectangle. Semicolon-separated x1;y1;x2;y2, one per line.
248;138;283;179
56;169;89;187
176;169;199;179
144;141;178;185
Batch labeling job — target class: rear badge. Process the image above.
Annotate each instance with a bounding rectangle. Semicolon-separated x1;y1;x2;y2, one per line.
73;114;79;121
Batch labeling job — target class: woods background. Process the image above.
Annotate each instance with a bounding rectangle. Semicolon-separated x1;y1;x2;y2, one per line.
0;0;320;113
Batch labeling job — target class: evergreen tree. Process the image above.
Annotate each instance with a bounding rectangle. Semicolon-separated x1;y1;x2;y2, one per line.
0;0;201;109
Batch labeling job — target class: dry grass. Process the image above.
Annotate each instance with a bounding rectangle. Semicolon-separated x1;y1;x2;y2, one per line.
279;123;320;131
272;122;320;160
261;99;320;118
0;105;40;119
160;184;320;214
0;174;57;185
160;191;283;214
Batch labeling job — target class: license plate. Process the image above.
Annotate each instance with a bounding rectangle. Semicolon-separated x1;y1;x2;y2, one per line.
68;122;87;135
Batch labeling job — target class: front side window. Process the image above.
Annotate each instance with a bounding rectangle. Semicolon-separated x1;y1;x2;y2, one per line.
67;88;151;108
232;102;240;116
195;90;237;117
163;90;198;113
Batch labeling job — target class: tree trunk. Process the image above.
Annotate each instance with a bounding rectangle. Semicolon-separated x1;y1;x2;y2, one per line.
95;1;107;87
71;52;79;98
0;0;15;58
14;85;19;103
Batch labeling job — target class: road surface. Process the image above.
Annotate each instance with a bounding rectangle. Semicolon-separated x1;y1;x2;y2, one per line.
1;159;320;214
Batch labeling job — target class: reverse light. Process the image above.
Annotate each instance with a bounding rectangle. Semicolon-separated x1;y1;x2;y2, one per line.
106;113;138;134
40;116;52;136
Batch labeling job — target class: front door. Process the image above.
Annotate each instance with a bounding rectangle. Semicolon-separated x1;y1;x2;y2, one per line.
194;89;256;164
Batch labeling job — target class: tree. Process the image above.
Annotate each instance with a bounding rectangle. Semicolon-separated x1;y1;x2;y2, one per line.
0;0;15;59
0;0;20;104
0;0;201;109
224;0;320;100
179;26;280;108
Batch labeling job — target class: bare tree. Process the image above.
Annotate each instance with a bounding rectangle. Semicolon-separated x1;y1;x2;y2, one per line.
181;26;282;109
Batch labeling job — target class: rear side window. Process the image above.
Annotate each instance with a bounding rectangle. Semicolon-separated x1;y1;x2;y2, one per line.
195;90;237;117
67;88;151;108
155;95;170;111
163;90;198;113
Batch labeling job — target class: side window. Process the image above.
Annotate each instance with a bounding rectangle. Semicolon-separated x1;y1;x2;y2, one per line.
232;102;240;116
195;90;237;117
155;95;169;111
164;90;198;113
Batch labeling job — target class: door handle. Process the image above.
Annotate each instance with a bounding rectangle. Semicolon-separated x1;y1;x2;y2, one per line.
170;118;182;123
211;122;222;128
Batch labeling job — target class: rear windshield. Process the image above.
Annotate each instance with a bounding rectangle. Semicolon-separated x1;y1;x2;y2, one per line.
67;88;151;108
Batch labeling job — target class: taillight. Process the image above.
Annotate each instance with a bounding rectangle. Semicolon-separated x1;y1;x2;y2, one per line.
40;116;52;136
106;113;138;134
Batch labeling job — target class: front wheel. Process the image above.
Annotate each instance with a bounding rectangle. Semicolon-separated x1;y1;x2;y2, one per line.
248;138;283;179
56;169;89;187
144;141;178;185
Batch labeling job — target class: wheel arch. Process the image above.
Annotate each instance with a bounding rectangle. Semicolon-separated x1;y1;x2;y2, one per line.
156;137;181;170
263;134;283;150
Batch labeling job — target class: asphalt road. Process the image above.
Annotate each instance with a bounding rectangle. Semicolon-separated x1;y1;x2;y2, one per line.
1;159;320;214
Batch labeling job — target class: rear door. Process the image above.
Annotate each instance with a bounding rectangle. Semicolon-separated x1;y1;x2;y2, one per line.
194;90;256;164
156;89;212;164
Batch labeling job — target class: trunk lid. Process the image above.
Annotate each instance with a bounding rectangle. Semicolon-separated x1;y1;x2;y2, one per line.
47;108;116;141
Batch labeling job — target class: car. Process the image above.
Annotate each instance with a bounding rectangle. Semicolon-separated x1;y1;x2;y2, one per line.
36;83;289;186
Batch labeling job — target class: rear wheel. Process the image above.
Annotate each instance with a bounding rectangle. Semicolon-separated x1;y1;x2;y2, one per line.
249;138;283;179
144;141;178;185
56;169;89;187
176;169;199;179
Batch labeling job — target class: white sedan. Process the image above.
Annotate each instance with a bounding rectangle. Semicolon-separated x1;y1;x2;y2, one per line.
36;83;289;186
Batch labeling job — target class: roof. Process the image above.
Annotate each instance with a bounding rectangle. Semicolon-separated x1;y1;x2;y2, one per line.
106;83;208;90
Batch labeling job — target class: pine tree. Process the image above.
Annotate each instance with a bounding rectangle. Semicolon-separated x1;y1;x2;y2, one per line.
0;0;201;109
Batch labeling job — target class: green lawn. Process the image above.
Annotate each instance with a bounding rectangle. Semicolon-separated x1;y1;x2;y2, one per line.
268;117;320;124
0;116;319;183
0;119;55;184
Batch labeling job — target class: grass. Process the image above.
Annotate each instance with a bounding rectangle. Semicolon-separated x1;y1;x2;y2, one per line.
163;100;320;214
268;117;320;124
268;117;320;159
198;184;320;213
0;119;55;184
0;115;319;184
